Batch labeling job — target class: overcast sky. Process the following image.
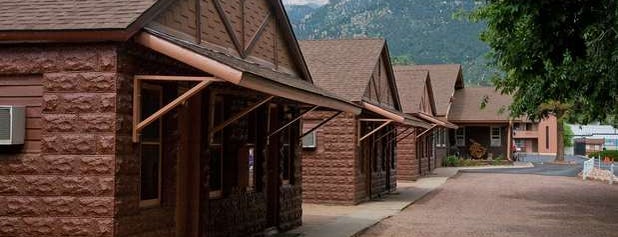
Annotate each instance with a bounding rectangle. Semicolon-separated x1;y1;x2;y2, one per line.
282;0;329;5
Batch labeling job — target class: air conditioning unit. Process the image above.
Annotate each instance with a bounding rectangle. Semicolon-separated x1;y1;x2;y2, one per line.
0;106;25;145
302;131;317;149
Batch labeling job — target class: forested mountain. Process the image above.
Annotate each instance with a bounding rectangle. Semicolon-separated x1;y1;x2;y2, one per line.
285;0;496;86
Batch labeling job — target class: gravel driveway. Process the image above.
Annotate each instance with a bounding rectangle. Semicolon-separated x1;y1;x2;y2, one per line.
360;173;618;237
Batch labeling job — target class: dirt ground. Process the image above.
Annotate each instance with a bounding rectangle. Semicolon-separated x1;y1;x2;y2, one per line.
360;173;618;237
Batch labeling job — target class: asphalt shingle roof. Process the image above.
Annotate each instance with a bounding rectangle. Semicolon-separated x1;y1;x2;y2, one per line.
393;67;429;114
0;0;159;31
299;39;386;102
449;87;512;122
396;64;462;116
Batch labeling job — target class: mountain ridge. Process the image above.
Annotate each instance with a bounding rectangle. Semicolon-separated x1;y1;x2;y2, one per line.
285;0;495;86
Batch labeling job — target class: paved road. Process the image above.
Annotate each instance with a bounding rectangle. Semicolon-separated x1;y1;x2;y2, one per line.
466;154;618;177
360;173;618;237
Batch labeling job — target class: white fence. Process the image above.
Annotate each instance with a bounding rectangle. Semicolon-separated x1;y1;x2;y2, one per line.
582;158;595;180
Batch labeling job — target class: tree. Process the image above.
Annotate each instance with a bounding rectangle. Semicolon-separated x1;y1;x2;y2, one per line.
470;1;618;162
563;123;574;148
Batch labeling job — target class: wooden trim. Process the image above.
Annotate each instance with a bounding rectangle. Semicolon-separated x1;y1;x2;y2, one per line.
268;105;318;137
135;32;244;84
210;96;275;135
134;75;220;82
361;102;405;123
238;75;361;115
359;118;391;122
244;13;272;55
416;125;438;139
358;120;393;145
213;0;245;58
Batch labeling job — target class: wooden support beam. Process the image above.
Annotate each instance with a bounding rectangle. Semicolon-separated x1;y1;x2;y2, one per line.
358;118;392;122
373;128;397;144
300;111;342;139
416;124;438;139
133;78;216;142
268;105;319;138
358;120;393;145
132;77;142;142
396;129;417;144
134;75;221;82
210;96;275;135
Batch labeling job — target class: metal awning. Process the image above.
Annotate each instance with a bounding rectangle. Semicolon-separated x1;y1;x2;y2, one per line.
413;112;458;129
135;32;361;115
361;101;431;129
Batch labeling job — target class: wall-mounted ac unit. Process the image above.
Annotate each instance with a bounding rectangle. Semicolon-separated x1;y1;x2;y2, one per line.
0;106;25;145
302;131;317;149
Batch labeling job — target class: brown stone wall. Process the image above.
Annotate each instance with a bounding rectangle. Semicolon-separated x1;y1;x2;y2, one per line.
301;112;360;205
0;44;117;237
396;126;419;181
279;141;303;231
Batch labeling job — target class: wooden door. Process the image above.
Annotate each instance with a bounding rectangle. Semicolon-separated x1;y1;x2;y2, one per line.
266;105;280;228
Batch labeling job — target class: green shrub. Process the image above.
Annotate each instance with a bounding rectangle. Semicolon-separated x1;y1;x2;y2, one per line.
443;155;460;167
594;150;618;161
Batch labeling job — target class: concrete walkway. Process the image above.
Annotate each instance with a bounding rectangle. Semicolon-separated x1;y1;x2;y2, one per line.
286;163;533;237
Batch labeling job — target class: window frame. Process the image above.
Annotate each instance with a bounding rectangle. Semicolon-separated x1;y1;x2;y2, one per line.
490;126;501;147
139;83;163;208
455;127;465;147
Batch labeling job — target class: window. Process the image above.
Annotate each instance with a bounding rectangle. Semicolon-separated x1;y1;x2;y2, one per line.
490;127;501;147
209;95;224;198
280;106;297;185
140;84;162;208
455;127;465;147
435;128;446;147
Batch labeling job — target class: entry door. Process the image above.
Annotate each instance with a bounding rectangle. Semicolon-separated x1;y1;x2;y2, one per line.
266;105;280;228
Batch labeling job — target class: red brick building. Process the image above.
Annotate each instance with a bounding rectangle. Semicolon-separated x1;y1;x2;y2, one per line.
298;39;430;205
393;68;457;181
0;1;360;236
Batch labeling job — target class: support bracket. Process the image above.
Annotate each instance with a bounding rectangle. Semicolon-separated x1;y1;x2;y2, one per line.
358;120;393;145
133;75;220;143
268;105;319;138
300;111;342;140
210;96;275;136
416;124;438;139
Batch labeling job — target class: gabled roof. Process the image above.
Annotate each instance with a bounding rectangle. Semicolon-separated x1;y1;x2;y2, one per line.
0;0;160;31
449;87;512;123
298;38;390;102
396;64;463;117
393;68;435;114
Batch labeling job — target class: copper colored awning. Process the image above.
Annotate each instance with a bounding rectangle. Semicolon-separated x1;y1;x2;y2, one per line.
135;31;361;115
361;101;431;129
414;112;458;129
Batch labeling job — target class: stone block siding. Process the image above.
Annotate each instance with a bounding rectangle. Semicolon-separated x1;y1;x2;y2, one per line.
396;126;419;181
279;146;303;231
0;44;117;237
301;112;360;205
